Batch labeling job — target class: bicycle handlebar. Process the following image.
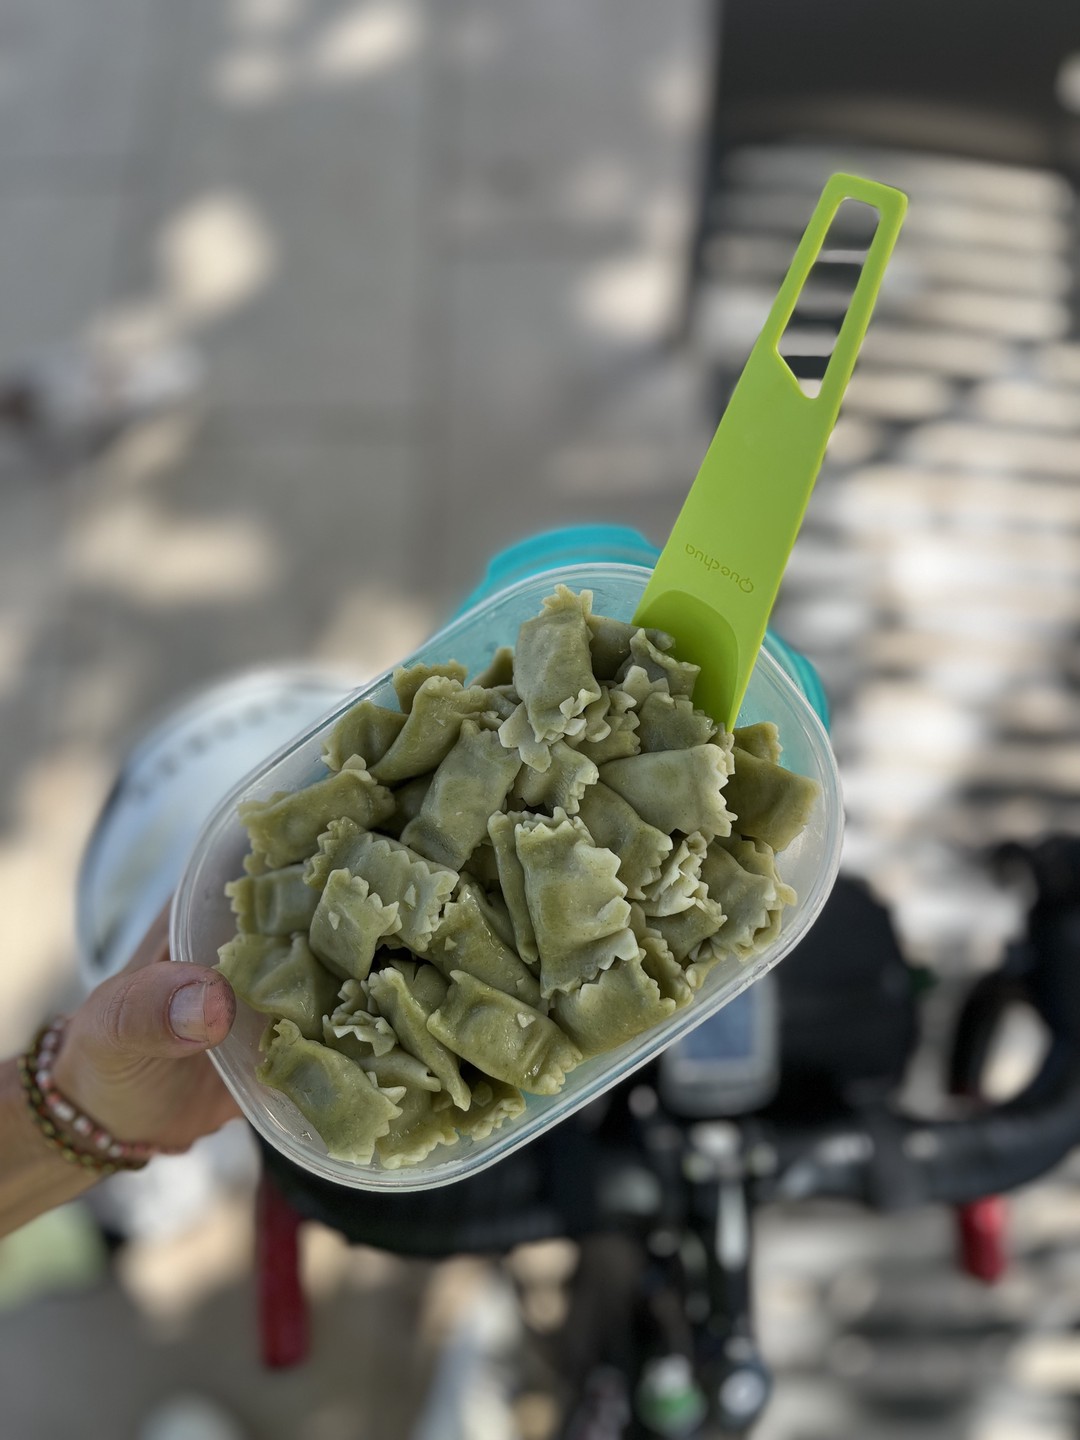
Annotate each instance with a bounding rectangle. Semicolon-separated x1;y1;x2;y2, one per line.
756;1038;1080;1211
740;838;1080;1213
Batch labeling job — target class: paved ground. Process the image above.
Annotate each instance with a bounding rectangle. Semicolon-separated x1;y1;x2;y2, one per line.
0;3;710;1437
2;3;1080;1439
0;0;711;1054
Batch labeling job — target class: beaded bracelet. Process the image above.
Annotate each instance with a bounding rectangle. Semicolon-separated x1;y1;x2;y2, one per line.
18;1017;183;1176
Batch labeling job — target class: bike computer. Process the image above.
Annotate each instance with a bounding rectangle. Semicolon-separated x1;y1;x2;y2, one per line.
657;977;779;1117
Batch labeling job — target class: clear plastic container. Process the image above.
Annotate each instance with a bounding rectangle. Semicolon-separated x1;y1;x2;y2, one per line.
170;563;844;1192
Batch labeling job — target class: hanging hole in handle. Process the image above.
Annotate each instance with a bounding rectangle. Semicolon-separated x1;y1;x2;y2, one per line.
777;199;881;398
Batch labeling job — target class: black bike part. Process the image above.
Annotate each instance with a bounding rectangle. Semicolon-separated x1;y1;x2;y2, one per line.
911;1041;1080;1206
561;1236;650;1401
556;1241;706;1440
257;1113;610;1257
701;1337;772;1439
716;0;1080;166
1027;917;1080;1053
993;835;1080;906
988;838;1080;1052
947;972;1028;1098
688;1179;754;1344
765;1040;1080;1210
774;876;917;1112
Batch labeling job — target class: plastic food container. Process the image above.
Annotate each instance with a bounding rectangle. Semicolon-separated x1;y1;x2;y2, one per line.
170;562;844;1192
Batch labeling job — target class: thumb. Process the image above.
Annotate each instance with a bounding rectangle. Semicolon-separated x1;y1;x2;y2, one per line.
86;961;236;1062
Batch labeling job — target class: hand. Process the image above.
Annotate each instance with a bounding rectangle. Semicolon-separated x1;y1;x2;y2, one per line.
51;904;242;1152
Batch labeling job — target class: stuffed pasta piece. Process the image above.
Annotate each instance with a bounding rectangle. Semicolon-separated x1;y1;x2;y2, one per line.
681;838;797;988
226;864;318;936
575;781;671;901
238;757;394;869
576;689;616;745
552;951;678;1056
571;685;640;764
304;816;370;890
701;841;779;955
557;893;695;1051
722;742;820;853
426;879;542;1008
732;721;782;764
635;692;717;753
599;745;734;839
450;1072;527;1141
325;978;472;1171
326;978;400;1052
216;933;339;1041
619;629;700;698
633;917;694;1010
322;701;406;772
487;811;539;965
401;718;521;870
511;739;598;816
257;1019;404;1164
719;838;796;953
510;585;601;744
428;971;582;1095
639;833;708;917
366;963;472;1110
376;1089;461;1169
324;1023;441;1102
651;896;726;966
515;809;638;997
497;701;555;773
392;661;468;713
586;615;674;682
306;822;458;954
307;868;402;983
371;676;492;786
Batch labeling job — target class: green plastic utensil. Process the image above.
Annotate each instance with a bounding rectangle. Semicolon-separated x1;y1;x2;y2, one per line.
633;172;907;731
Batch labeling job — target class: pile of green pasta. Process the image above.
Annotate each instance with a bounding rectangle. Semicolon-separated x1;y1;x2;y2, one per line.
217;587;820;1169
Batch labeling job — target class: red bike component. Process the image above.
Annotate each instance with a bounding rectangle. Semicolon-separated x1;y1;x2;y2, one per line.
256;1170;310;1368
956;1196;1007;1284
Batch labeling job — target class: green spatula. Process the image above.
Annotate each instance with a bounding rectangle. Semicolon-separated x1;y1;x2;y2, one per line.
634;172;907;731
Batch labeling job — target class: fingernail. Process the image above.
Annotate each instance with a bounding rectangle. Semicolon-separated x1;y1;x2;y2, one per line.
169;981;209;1042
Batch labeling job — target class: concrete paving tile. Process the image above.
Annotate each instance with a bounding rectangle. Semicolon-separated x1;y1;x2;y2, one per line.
109;0;429;418
15;11;1080;1440
48;425;431;740
437;0;710;254
110;184;425;417
0;466;74;615
0;0;158;167
420;254;711;595
0;1260;439;1440
0;187;127;368
155;0;430;178
193;195;423;416
0;426;427;847
0;424;432;1044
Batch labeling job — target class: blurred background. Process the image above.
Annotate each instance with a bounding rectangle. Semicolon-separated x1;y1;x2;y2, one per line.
4;1;1080;1437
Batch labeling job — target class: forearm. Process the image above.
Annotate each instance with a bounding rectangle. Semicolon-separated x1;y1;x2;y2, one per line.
0;1057;97;1241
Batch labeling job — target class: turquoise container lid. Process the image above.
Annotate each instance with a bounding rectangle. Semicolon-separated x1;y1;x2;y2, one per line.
455;526;830;730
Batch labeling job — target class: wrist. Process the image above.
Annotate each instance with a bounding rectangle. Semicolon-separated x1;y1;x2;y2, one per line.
0;1056;98;1240
32;1018;181;1166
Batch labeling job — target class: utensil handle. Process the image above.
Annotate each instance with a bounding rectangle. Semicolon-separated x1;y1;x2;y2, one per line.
751;171;907;423
634;173;906;730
